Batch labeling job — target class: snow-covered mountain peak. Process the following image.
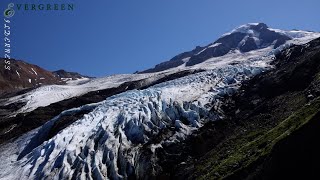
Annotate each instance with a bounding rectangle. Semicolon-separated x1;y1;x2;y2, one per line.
223;22;268;36
223;22;319;45
215;22;290;50
142;23;320;73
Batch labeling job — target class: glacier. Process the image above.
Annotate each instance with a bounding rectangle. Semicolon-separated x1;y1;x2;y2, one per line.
0;54;272;180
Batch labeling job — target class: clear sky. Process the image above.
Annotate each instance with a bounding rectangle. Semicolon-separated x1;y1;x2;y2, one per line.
1;0;320;77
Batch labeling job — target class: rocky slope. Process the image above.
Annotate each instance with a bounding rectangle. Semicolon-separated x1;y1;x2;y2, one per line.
0;59;90;97
0;58;62;95
53;69;91;81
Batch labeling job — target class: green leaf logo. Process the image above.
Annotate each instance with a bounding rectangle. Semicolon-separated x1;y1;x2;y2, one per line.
4;3;15;18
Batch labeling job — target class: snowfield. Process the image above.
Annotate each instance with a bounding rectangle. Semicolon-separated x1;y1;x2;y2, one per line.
1;24;320;180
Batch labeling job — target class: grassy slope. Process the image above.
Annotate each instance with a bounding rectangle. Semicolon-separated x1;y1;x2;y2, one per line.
196;97;320;180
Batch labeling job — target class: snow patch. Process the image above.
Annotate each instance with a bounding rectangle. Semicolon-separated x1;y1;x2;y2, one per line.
195;47;207;55
16;70;20;78
208;43;222;48
181;57;190;63
31;68;38;75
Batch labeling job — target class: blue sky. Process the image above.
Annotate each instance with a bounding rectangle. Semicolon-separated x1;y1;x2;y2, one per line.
1;0;320;77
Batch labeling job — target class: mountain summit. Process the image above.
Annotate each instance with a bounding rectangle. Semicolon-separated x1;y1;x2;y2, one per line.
141;23;315;73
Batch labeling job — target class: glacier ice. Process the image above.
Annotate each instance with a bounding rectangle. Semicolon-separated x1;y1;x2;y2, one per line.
1;57;273;179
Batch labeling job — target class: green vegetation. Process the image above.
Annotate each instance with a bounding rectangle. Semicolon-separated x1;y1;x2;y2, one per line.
315;71;320;81
196;97;320;180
